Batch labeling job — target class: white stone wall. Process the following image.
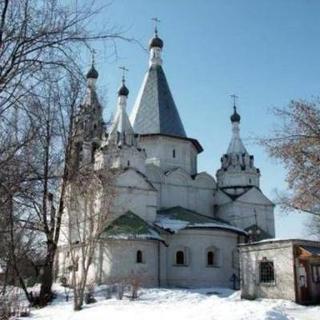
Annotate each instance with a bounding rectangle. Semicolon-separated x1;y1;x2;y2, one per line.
95;146;146;174
163;229;242;288
140;135;198;175
113;169;158;223
218;202;275;237
217;171;260;189
239;241;296;301
215;188;275;238
146;164;216;217
98;240;159;287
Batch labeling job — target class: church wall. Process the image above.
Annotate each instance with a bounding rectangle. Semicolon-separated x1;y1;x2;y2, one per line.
217;201;275;238
239;241;296;301
112;187;157;223
217;170;260;189
160;183;214;217
98;239;159;287
163;229;241;288
141;136;198;175
146;165;216;217
96;147;146;174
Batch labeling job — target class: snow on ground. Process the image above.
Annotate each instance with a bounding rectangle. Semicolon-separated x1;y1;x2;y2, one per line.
25;285;319;320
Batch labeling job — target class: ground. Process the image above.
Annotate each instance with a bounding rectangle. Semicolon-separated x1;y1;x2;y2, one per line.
21;285;319;320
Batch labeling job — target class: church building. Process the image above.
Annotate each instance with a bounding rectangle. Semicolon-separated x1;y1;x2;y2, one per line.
57;27;275;288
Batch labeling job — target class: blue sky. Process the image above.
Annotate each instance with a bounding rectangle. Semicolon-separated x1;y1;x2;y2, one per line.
80;0;320;238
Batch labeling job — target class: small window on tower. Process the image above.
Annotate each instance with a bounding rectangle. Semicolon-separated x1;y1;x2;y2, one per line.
127;160;130;167
172;149;176;158
249;178;252;184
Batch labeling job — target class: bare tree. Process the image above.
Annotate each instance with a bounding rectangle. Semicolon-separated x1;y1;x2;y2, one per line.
0;0;128;116
262;99;320;223
0;0;132;307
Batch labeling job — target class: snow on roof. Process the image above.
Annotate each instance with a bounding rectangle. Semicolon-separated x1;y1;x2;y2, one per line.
101;211;164;242
155;206;246;235
239;238;320;247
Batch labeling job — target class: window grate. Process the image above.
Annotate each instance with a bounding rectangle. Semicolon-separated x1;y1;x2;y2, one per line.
259;261;275;283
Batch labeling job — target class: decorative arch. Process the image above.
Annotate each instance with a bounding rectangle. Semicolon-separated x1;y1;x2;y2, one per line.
194;172;216;189
165;168;192;186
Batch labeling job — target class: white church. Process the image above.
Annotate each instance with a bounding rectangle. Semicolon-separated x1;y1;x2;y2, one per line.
57;28;275;288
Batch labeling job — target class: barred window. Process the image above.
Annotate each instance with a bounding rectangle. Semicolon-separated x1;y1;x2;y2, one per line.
259;260;275;283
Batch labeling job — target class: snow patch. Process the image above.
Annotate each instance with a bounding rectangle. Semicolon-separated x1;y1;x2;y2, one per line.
23;285;320;320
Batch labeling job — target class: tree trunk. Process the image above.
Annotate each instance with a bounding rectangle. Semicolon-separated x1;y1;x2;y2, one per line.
39;241;56;306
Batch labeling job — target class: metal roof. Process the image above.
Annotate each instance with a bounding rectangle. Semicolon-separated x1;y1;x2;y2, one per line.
155;206;247;235
130;65;186;138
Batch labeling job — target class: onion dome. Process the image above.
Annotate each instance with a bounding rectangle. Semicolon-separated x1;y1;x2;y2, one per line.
86;64;99;79
149;28;164;50
230;106;241;123
118;81;129;97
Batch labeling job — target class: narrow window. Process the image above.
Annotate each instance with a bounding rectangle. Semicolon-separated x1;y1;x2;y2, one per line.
127;160;130;167
259;260;275;283
136;250;143;263
91;143;98;163
172;149;176;158
249;178;252;184
207;251;214;266
176;251;184;265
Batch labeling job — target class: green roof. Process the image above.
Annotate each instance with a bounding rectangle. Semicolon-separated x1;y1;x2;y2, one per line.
155;206;246;235
101;211;163;241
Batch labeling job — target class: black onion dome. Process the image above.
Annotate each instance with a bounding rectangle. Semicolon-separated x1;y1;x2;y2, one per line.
86;65;99;79
149;34;164;49
230;106;241;123
118;83;129;97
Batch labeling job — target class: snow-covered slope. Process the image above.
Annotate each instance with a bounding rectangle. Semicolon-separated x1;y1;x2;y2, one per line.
26;285;319;320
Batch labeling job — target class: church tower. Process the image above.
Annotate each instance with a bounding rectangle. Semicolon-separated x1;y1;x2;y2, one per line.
216;103;260;190
130;27;202;175
95;74;146;173
72;62;105;169
215;102;275;240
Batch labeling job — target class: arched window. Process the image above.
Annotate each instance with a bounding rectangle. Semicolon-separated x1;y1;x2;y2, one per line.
172;149;176;158
176;251;184;265
136;250;143;263
207;251;215;266
206;247;220;267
